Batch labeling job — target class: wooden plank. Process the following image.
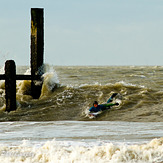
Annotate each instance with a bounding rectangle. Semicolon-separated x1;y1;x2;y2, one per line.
0;75;5;80
0;75;41;80
16;75;41;80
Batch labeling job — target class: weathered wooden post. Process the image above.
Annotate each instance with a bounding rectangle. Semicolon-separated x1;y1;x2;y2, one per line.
31;8;44;99
5;60;16;112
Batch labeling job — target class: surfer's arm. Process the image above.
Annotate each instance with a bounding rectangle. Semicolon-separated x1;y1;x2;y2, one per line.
89;107;93;112
89;107;97;112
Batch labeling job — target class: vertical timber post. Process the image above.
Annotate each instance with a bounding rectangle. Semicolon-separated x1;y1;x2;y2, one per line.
31;8;44;99
5;60;16;112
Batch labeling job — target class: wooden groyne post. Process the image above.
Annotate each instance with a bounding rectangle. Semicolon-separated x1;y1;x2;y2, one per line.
5;60;16;112
0;8;44;112
31;8;44;99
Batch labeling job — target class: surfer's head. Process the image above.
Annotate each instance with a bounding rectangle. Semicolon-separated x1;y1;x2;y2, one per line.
93;101;98;107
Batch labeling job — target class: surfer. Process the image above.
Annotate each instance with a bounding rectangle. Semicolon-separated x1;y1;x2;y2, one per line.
89;93;119;112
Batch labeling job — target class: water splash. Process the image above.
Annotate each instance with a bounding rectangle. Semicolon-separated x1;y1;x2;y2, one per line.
40;67;60;97
17;68;31;96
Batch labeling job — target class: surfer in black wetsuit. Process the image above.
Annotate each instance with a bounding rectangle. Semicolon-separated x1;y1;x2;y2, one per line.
89;93;119;112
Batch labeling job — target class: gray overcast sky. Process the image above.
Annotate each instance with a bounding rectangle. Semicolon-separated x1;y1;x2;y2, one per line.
0;0;163;66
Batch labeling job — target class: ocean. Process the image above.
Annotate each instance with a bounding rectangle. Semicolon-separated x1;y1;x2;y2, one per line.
0;65;162;162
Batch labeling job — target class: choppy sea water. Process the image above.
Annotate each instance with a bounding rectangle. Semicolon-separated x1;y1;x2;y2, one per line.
0;65;162;162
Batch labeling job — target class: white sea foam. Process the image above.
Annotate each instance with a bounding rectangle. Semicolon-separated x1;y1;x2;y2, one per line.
116;81;145;88
0;138;162;163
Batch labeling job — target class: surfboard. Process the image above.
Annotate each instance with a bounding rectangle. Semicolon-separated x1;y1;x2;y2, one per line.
88;112;101;119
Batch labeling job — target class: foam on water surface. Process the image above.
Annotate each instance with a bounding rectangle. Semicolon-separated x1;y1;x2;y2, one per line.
0;137;162;163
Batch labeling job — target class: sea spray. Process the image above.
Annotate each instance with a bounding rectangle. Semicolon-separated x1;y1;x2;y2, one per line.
17;68;31;96
40;69;60;97
0;66;5;74
0;66;5;95
16;66;60;97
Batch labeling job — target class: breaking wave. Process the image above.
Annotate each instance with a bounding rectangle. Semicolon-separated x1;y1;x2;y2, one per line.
0;65;162;121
